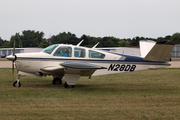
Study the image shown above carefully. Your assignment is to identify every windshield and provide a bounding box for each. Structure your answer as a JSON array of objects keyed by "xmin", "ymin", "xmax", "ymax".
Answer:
[{"xmin": 41, "ymin": 44, "xmax": 59, "ymax": 54}]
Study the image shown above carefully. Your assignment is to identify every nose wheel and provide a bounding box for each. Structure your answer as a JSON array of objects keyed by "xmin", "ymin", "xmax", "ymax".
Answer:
[
  {"xmin": 13, "ymin": 81, "xmax": 21, "ymax": 87},
  {"xmin": 13, "ymin": 75, "xmax": 21, "ymax": 87}
]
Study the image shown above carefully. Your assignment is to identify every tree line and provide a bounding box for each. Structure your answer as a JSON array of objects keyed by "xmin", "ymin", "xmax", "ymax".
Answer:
[{"xmin": 0, "ymin": 30, "xmax": 180, "ymax": 48}]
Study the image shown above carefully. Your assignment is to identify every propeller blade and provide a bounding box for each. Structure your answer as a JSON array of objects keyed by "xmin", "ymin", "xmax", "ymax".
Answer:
[
  {"xmin": 13, "ymin": 39, "xmax": 15, "ymax": 56},
  {"xmin": 12, "ymin": 39, "xmax": 15, "ymax": 76},
  {"xmin": 12, "ymin": 61, "xmax": 14, "ymax": 76}
]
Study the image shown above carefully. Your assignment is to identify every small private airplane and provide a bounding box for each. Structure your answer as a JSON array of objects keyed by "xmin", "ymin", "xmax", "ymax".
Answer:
[{"xmin": 6, "ymin": 40, "xmax": 174, "ymax": 88}]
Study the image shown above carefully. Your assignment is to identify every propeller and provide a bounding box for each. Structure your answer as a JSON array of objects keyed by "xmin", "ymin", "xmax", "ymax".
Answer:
[
  {"xmin": 6, "ymin": 39, "xmax": 16, "ymax": 75},
  {"xmin": 12, "ymin": 39, "xmax": 15, "ymax": 75}
]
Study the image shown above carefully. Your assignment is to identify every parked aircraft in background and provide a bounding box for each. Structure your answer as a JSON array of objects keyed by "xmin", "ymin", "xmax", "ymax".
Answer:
[{"xmin": 6, "ymin": 40, "xmax": 174, "ymax": 88}]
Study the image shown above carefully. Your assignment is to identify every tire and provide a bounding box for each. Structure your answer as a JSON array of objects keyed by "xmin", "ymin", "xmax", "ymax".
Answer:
[
  {"xmin": 13, "ymin": 81, "xmax": 21, "ymax": 87},
  {"xmin": 52, "ymin": 78, "xmax": 62, "ymax": 85},
  {"xmin": 64, "ymin": 82, "xmax": 74, "ymax": 88},
  {"xmin": 64, "ymin": 82, "xmax": 68, "ymax": 88}
]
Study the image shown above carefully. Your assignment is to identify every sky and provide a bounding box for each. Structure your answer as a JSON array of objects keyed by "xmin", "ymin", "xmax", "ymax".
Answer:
[{"xmin": 0, "ymin": 0, "xmax": 180, "ymax": 40}]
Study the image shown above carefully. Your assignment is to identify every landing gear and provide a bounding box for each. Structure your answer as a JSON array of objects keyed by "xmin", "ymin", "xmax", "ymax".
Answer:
[
  {"xmin": 64, "ymin": 82, "xmax": 75, "ymax": 88},
  {"xmin": 13, "ymin": 81, "xmax": 21, "ymax": 87},
  {"xmin": 13, "ymin": 75, "xmax": 21, "ymax": 87},
  {"xmin": 52, "ymin": 77, "xmax": 62, "ymax": 85}
]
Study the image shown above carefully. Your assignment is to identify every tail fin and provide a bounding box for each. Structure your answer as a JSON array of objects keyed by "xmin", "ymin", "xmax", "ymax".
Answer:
[
  {"xmin": 142, "ymin": 40, "xmax": 174, "ymax": 62},
  {"xmin": 140, "ymin": 40, "xmax": 156, "ymax": 57}
]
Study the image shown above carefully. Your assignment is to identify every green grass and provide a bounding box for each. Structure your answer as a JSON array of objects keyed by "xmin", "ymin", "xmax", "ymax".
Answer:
[
  {"xmin": 0, "ymin": 58, "xmax": 8, "ymax": 61},
  {"xmin": 172, "ymin": 58, "xmax": 180, "ymax": 61},
  {"xmin": 0, "ymin": 68, "xmax": 180, "ymax": 120}
]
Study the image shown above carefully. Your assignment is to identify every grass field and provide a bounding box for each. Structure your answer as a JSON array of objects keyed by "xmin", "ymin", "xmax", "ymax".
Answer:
[
  {"xmin": 0, "ymin": 68, "xmax": 180, "ymax": 120},
  {"xmin": 172, "ymin": 58, "xmax": 180, "ymax": 61},
  {"xmin": 0, "ymin": 58, "xmax": 8, "ymax": 61}
]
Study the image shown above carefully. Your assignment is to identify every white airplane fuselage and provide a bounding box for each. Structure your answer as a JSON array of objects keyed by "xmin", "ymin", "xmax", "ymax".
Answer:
[
  {"xmin": 6, "ymin": 40, "xmax": 174, "ymax": 88},
  {"xmin": 14, "ymin": 44, "xmax": 170, "ymax": 77}
]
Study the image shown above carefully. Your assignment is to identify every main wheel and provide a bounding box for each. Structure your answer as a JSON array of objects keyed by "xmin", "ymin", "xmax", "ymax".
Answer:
[
  {"xmin": 13, "ymin": 81, "xmax": 21, "ymax": 87},
  {"xmin": 64, "ymin": 82, "xmax": 74, "ymax": 88},
  {"xmin": 52, "ymin": 78, "xmax": 62, "ymax": 85}
]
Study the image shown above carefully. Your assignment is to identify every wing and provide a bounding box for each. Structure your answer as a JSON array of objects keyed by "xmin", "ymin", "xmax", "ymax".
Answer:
[
  {"xmin": 61, "ymin": 61, "xmax": 107, "ymax": 76},
  {"xmin": 40, "ymin": 66, "xmax": 64, "ymax": 74},
  {"xmin": 40, "ymin": 61, "xmax": 107, "ymax": 76},
  {"xmin": 60, "ymin": 61, "xmax": 107, "ymax": 70},
  {"xmin": 40, "ymin": 61, "xmax": 107, "ymax": 85}
]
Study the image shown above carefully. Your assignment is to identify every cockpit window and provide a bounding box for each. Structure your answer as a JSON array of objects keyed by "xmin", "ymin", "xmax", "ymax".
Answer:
[
  {"xmin": 53, "ymin": 46, "xmax": 72, "ymax": 57},
  {"xmin": 42, "ymin": 44, "xmax": 59, "ymax": 54},
  {"xmin": 74, "ymin": 47, "xmax": 86, "ymax": 58},
  {"xmin": 89, "ymin": 50, "xmax": 105, "ymax": 59}
]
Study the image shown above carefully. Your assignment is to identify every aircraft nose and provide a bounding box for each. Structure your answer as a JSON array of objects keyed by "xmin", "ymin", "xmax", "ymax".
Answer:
[{"xmin": 6, "ymin": 55, "xmax": 16, "ymax": 61}]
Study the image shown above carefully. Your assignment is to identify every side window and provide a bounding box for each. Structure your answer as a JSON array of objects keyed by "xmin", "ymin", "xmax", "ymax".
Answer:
[
  {"xmin": 74, "ymin": 47, "xmax": 86, "ymax": 58},
  {"xmin": 89, "ymin": 50, "xmax": 105, "ymax": 59},
  {"xmin": 53, "ymin": 46, "xmax": 72, "ymax": 57}
]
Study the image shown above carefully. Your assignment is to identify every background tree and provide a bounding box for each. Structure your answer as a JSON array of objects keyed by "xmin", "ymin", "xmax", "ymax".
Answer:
[
  {"xmin": 165, "ymin": 35, "xmax": 171, "ymax": 41},
  {"xmin": 170, "ymin": 33, "xmax": 180, "ymax": 44},
  {"xmin": 9, "ymin": 33, "xmax": 23, "ymax": 48},
  {"xmin": 80, "ymin": 35, "xmax": 102, "ymax": 48},
  {"xmin": 125, "ymin": 40, "xmax": 130, "ymax": 47},
  {"xmin": 156, "ymin": 37, "xmax": 164, "ymax": 42},
  {"xmin": 101, "ymin": 37, "xmax": 120, "ymax": 47},
  {"xmin": 130, "ymin": 36, "xmax": 157, "ymax": 46},
  {"xmin": 20, "ymin": 30, "xmax": 44, "ymax": 47},
  {"xmin": 2, "ymin": 30, "xmax": 180, "ymax": 48},
  {"xmin": 0, "ymin": 37, "xmax": 10, "ymax": 48},
  {"xmin": 38, "ymin": 40, "xmax": 49, "ymax": 48},
  {"xmin": 92, "ymin": 37, "xmax": 103, "ymax": 47},
  {"xmin": 130, "ymin": 36, "xmax": 140, "ymax": 46},
  {"xmin": 118, "ymin": 40, "xmax": 126, "ymax": 47},
  {"xmin": 1, "ymin": 41, "xmax": 10, "ymax": 48},
  {"xmin": 51, "ymin": 32, "xmax": 79, "ymax": 45},
  {"xmin": 0, "ymin": 37, "xmax": 3, "ymax": 47},
  {"xmin": 118, "ymin": 40, "xmax": 131, "ymax": 47},
  {"xmin": 80, "ymin": 34, "xmax": 89, "ymax": 46}
]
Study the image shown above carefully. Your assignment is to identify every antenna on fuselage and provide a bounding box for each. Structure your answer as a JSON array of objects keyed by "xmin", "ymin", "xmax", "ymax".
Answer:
[
  {"xmin": 92, "ymin": 42, "xmax": 99, "ymax": 48},
  {"xmin": 76, "ymin": 39, "xmax": 84, "ymax": 46}
]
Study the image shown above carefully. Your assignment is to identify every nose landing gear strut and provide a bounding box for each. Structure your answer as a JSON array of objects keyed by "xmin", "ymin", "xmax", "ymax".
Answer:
[{"xmin": 13, "ymin": 75, "xmax": 21, "ymax": 87}]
